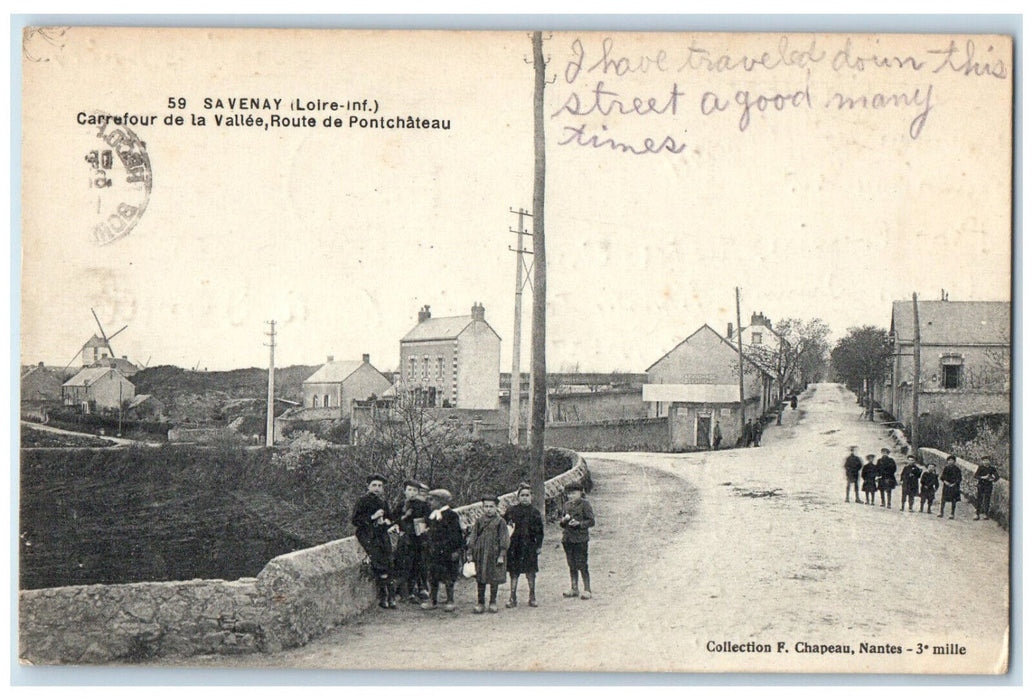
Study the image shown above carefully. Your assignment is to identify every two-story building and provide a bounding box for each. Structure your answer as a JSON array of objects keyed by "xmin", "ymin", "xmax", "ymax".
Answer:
[
  {"xmin": 882, "ymin": 299, "xmax": 1010, "ymax": 426},
  {"xmin": 399, "ymin": 303, "xmax": 501, "ymax": 410},
  {"xmin": 643, "ymin": 324, "xmax": 776, "ymax": 449}
]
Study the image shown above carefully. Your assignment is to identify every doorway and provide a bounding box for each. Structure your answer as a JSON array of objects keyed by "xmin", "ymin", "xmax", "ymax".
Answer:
[{"xmin": 696, "ymin": 413, "xmax": 712, "ymax": 448}]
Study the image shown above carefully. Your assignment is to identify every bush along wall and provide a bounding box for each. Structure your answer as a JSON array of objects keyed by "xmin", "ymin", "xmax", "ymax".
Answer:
[{"xmin": 19, "ymin": 449, "xmax": 590, "ymax": 664}]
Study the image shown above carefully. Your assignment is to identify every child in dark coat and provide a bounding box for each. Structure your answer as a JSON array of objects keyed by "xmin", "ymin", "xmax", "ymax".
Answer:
[
  {"xmin": 876, "ymin": 448, "xmax": 897, "ymax": 508},
  {"xmin": 900, "ymin": 455, "xmax": 922, "ymax": 512},
  {"xmin": 504, "ymin": 483, "xmax": 545, "ymax": 608},
  {"xmin": 351, "ymin": 474, "xmax": 395, "ymax": 609},
  {"xmin": 391, "ymin": 479, "xmax": 432, "ymax": 603},
  {"xmin": 560, "ymin": 483, "xmax": 595, "ymax": 600},
  {"xmin": 919, "ymin": 464, "xmax": 939, "ymax": 514},
  {"xmin": 469, "ymin": 495, "xmax": 510, "ymax": 614},
  {"xmin": 939, "ymin": 455, "xmax": 963, "ymax": 519},
  {"xmin": 861, "ymin": 454, "xmax": 879, "ymax": 505},
  {"xmin": 421, "ymin": 489, "xmax": 464, "ymax": 612}
]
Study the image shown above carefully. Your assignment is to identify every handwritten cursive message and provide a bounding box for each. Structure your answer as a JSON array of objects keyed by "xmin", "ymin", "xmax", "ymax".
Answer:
[{"xmin": 552, "ymin": 35, "xmax": 1009, "ymax": 155}]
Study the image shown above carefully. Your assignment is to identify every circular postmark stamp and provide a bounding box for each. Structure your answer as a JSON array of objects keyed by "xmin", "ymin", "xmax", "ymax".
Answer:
[{"xmin": 82, "ymin": 113, "xmax": 152, "ymax": 245}]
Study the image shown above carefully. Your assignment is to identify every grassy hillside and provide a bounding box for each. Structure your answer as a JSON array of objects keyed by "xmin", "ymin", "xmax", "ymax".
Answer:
[{"xmin": 132, "ymin": 364, "xmax": 319, "ymax": 424}]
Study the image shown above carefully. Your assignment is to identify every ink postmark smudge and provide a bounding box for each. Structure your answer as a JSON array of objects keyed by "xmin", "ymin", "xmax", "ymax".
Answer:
[{"xmin": 84, "ymin": 114, "xmax": 152, "ymax": 245}]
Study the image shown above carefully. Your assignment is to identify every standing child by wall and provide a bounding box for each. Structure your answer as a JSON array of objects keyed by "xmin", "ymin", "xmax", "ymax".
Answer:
[
  {"xmin": 919, "ymin": 463, "xmax": 939, "ymax": 514},
  {"xmin": 900, "ymin": 455, "xmax": 922, "ymax": 513},
  {"xmin": 350, "ymin": 474, "xmax": 395, "ymax": 609},
  {"xmin": 421, "ymin": 489, "xmax": 464, "ymax": 612},
  {"xmin": 939, "ymin": 455, "xmax": 963, "ymax": 520},
  {"xmin": 469, "ymin": 495, "xmax": 510, "ymax": 614},
  {"xmin": 560, "ymin": 483, "xmax": 595, "ymax": 600},
  {"xmin": 876, "ymin": 448, "xmax": 897, "ymax": 509},
  {"xmin": 504, "ymin": 483, "xmax": 545, "ymax": 608}
]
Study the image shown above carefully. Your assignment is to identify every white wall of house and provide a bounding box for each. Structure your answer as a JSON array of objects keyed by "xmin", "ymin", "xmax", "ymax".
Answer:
[{"xmin": 457, "ymin": 322, "xmax": 501, "ymax": 410}]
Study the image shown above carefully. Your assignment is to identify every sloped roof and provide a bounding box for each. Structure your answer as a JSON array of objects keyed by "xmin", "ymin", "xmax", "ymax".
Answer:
[
  {"xmin": 89, "ymin": 357, "xmax": 139, "ymax": 375},
  {"xmin": 126, "ymin": 394, "xmax": 160, "ymax": 410},
  {"xmin": 304, "ymin": 360, "xmax": 363, "ymax": 384},
  {"xmin": 64, "ymin": 367, "xmax": 127, "ymax": 387},
  {"xmin": 83, "ymin": 334, "xmax": 109, "ymax": 349},
  {"xmin": 401, "ymin": 316, "xmax": 501, "ymax": 342},
  {"xmin": 647, "ymin": 324, "xmax": 775, "ymax": 378},
  {"xmin": 890, "ymin": 301, "xmax": 1010, "ymax": 345}
]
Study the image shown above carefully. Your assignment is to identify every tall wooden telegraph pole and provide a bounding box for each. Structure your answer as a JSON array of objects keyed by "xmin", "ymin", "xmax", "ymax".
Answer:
[{"xmin": 530, "ymin": 31, "xmax": 548, "ymax": 515}]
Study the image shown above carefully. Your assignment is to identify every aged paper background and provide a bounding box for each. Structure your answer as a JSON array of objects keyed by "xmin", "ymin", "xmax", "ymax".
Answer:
[{"xmin": 20, "ymin": 28, "xmax": 1012, "ymax": 673}]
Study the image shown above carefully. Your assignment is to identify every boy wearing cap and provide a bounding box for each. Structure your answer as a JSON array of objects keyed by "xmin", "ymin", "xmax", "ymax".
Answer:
[
  {"xmin": 876, "ymin": 448, "xmax": 897, "ymax": 508},
  {"xmin": 421, "ymin": 488, "xmax": 464, "ymax": 612},
  {"xmin": 351, "ymin": 474, "xmax": 395, "ymax": 609},
  {"xmin": 900, "ymin": 455, "xmax": 922, "ymax": 512},
  {"xmin": 469, "ymin": 495, "xmax": 510, "ymax": 614},
  {"xmin": 973, "ymin": 455, "xmax": 1000, "ymax": 521},
  {"xmin": 939, "ymin": 455, "xmax": 962, "ymax": 519},
  {"xmin": 919, "ymin": 462, "xmax": 940, "ymax": 514},
  {"xmin": 861, "ymin": 453, "xmax": 878, "ymax": 505},
  {"xmin": 391, "ymin": 479, "xmax": 432, "ymax": 603},
  {"xmin": 843, "ymin": 446, "xmax": 863, "ymax": 503},
  {"xmin": 560, "ymin": 483, "xmax": 595, "ymax": 600}
]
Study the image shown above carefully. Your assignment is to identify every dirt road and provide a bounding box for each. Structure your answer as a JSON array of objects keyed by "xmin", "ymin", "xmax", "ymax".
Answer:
[{"xmin": 166, "ymin": 383, "xmax": 1009, "ymax": 673}]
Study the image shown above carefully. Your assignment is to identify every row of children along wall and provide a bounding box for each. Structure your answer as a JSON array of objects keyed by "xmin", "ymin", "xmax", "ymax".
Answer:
[
  {"xmin": 842, "ymin": 447, "xmax": 1001, "ymax": 520},
  {"xmin": 351, "ymin": 475, "xmax": 595, "ymax": 612}
]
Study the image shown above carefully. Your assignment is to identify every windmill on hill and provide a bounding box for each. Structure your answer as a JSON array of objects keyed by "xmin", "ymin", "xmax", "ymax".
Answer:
[{"xmin": 65, "ymin": 308, "xmax": 139, "ymax": 376}]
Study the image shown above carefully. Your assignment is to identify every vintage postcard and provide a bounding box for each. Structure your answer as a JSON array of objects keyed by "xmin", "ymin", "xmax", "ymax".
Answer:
[{"xmin": 18, "ymin": 27, "xmax": 1012, "ymax": 674}]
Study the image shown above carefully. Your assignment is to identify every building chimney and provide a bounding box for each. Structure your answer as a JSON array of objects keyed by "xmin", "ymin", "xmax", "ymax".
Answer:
[
  {"xmin": 362, "ymin": 353, "xmax": 370, "ymax": 364},
  {"xmin": 727, "ymin": 322, "xmax": 734, "ymax": 339},
  {"xmin": 751, "ymin": 311, "xmax": 771, "ymax": 329},
  {"xmin": 38, "ymin": 361, "xmax": 44, "ymax": 368},
  {"xmin": 122, "ymin": 355, "xmax": 128, "ymax": 360},
  {"xmin": 471, "ymin": 302, "xmax": 485, "ymax": 321},
  {"xmin": 327, "ymin": 355, "xmax": 334, "ymax": 363},
  {"xmin": 418, "ymin": 305, "xmax": 431, "ymax": 323}
]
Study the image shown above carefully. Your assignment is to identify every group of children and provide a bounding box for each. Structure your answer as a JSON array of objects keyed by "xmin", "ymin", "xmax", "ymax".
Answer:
[
  {"xmin": 843, "ymin": 446, "xmax": 999, "ymax": 520},
  {"xmin": 350, "ymin": 474, "xmax": 595, "ymax": 613}
]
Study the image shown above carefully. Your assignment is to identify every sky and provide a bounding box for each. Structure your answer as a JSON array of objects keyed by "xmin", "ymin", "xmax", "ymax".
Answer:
[{"xmin": 19, "ymin": 29, "xmax": 1012, "ymax": 373}]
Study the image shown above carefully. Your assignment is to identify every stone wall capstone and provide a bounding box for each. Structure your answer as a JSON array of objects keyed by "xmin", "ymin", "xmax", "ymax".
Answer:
[{"xmin": 19, "ymin": 448, "xmax": 591, "ymax": 665}]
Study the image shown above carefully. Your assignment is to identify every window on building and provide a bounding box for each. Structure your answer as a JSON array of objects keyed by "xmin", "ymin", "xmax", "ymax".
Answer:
[
  {"xmin": 423, "ymin": 356, "xmax": 429, "ymax": 380},
  {"xmin": 409, "ymin": 357, "xmax": 417, "ymax": 380},
  {"xmin": 324, "ymin": 394, "xmax": 329, "ymax": 407},
  {"xmin": 942, "ymin": 359, "xmax": 963, "ymax": 389},
  {"xmin": 312, "ymin": 395, "xmax": 318, "ymax": 408},
  {"xmin": 437, "ymin": 356, "xmax": 444, "ymax": 379},
  {"xmin": 752, "ymin": 332, "xmax": 763, "ymax": 345}
]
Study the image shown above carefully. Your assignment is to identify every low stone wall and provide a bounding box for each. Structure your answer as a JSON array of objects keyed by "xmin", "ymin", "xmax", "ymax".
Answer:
[
  {"xmin": 481, "ymin": 418, "xmax": 669, "ymax": 452},
  {"xmin": 19, "ymin": 449, "xmax": 590, "ymax": 664},
  {"xmin": 918, "ymin": 448, "xmax": 1010, "ymax": 530},
  {"xmin": 19, "ymin": 578, "xmax": 265, "ymax": 664}
]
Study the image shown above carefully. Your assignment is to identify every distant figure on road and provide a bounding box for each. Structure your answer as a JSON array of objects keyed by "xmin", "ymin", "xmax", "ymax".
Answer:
[
  {"xmin": 790, "ymin": 393, "xmax": 798, "ymax": 410},
  {"xmin": 559, "ymin": 483, "xmax": 595, "ymax": 600},
  {"xmin": 752, "ymin": 419, "xmax": 763, "ymax": 447},
  {"xmin": 973, "ymin": 455, "xmax": 1000, "ymax": 521},
  {"xmin": 712, "ymin": 421, "xmax": 722, "ymax": 450},
  {"xmin": 504, "ymin": 483, "xmax": 545, "ymax": 608},
  {"xmin": 351, "ymin": 473, "xmax": 396, "ymax": 609},
  {"xmin": 939, "ymin": 455, "xmax": 963, "ymax": 519},
  {"xmin": 900, "ymin": 455, "xmax": 922, "ymax": 512},
  {"xmin": 876, "ymin": 448, "xmax": 897, "ymax": 508},
  {"xmin": 843, "ymin": 446, "xmax": 863, "ymax": 503},
  {"xmin": 469, "ymin": 495, "xmax": 510, "ymax": 614},
  {"xmin": 919, "ymin": 463, "xmax": 940, "ymax": 514},
  {"xmin": 861, "ymin": 453, "xmax": 879, "ymax": 505},
  {"xmin": 421, "ymin": 488, "xmax": 464, "ymax": 612},
  {"xmin": 741, "ymin": 419, "xmax": 754, "ymax": 448}
]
